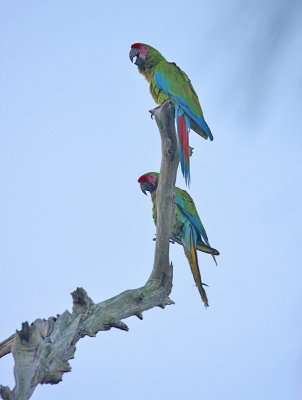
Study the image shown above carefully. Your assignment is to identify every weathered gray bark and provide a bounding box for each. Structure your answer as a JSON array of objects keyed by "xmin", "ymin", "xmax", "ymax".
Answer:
[{"xmin": 0, "ymin": 101, "xmax": 179, "ymax": 400}]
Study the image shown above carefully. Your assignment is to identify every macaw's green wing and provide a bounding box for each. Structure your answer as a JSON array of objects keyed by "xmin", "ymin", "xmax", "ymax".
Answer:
[
  {"xmin": 153, "ymin": 61, "xmax": 202, "ymax": 116},
  {"xmin": 175, "ymin": 188, "xmax": 218, "ymax": 265},
  {"xmin": 152, "ymin": 61, "xmax": 213, "ymax": 140},
  {"xmin": 175, "ymin": 188, "xmax": 210, "ymax": 245}
]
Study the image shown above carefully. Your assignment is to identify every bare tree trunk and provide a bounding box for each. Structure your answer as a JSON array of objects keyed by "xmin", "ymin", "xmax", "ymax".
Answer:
[{"xmin": 0, "ymin": 101, "xmax": 179, "ymax": 400}]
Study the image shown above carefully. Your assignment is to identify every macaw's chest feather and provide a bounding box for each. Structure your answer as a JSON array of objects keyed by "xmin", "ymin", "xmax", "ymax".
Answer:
[
  {"xmin": 138, "ymin": 67, "xmax": 169, "ymax": 105},
  {"xmin": 151, "ymin": 191, "xmax": 183, "ymax": 240},
  {"xmin": 150, "ymin": 79, "xmax": 169, "ymax": 104}
]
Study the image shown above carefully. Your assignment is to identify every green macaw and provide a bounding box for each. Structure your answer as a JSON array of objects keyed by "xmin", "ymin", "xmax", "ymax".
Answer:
[
  {"xmin": 130, "ymin": 43, "xmax": 213, "ymax": 186},
  {"xmin": 138, "ymin": 172, "xmax": 219, "ymax": 307}
]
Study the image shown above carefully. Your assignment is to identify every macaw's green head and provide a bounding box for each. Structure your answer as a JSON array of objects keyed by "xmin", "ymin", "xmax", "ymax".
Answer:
[
  {"xmin": 138, "ymin": 172, "xmax": 160, "ymax": 195},
  {"xmin": 129, "ymin": 43, "xmax": 165, "ymax": 69}
]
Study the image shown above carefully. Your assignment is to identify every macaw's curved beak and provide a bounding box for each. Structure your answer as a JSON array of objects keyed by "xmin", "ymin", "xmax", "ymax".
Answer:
[
  {"xmin": 140, "ymin": 181, "xmax": 155, "ymax": 195},
  {"xmin": 129, "ymin": 47, "xmax": 140, "ymax": 64},
  {"xmin": 140, "ymin": 182, "xmax": 148, "ymax": 195}
]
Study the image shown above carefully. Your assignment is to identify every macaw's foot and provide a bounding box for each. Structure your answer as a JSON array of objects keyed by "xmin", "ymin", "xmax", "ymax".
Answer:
[
  {"xmin": 152, "ymin": 235, "xmax": 177, "ymax": 245},
  {"xmin": 149, "ymin": 105, "xmax": 162, "ymax": 120},
  {"xmin": 149, "ymin": 100, "xmax": 173, "ymax": 119},
  {"xmin": 189, "ymin": 146, "xmax": 194, "ymax": 157}
]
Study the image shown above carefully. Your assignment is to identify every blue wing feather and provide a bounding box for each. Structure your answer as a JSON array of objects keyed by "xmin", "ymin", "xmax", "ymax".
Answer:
[
  {"xmin": 154, "ymin": 71, "xmax": 213, "ymax": 140},
  {"xmin": 175, "ymin": 192, "xmax": 210, "ymax": 246}
]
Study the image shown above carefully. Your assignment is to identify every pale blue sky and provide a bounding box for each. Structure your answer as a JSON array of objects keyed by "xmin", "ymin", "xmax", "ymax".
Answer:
[{"xmin": 1, "ymin": 1, "xmax": 302, "ymax": 399}]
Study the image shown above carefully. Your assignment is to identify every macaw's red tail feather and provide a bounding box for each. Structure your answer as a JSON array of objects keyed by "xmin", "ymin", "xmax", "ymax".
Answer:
[{"xmin": 177, "ymin": 114, "xmax": 190, "ymax": 186}]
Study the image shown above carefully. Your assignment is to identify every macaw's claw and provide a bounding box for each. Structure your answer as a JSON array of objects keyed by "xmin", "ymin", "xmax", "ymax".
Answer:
[
  {"xmin": 152, "ymin": 236, "xmax": 176, "ymax": 245},
  {"xmin": 149, "ymin": 100, "xmax": 173, "ymax": 119},
  {"xmin": 189, "ymin": 146, "xmax": 194, "ymax": 157},
  {"xmin": 149, "ymin": 105, "xmax": 161, "ymax": 119}
]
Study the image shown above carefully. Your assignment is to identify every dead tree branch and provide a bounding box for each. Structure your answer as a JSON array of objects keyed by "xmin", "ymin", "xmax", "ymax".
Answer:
[{"xmin": 0, "ymin": 100, "xmax": 179, "ymax": 400}]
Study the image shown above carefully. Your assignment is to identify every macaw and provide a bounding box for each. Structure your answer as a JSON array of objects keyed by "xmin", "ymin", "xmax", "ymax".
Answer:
[
  {"xmin": 138, "ymin": 172, "xmax": 219, "ymax": 307},
  {"xmin": 130, "ymin": 43, "xmax": 213, "ymax": 186}
]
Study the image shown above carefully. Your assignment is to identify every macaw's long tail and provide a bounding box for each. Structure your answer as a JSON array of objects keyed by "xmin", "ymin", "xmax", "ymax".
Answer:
[
  {"xmin": 176, "ymin": 107, "xmax": 191, "ymax": 186},
  {"xmin": 183, "ymin": 228, "xmax": 209, "ymax": 307}
]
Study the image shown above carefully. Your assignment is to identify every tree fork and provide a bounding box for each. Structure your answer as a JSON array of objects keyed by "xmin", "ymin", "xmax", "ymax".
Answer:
[{"xmin": 0, "ymin": 101, "xmax": 179, "ymax": 400}]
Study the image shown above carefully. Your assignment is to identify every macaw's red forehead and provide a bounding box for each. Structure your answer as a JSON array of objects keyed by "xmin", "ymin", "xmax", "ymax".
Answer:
[
  {"xmin": 138, "ymin": 174, "xmax": 148, "ymax": 183},
  {"xmin": 138, "ymin": 172, "xmax": 159, "ymax": 183},
  {"xmin": 131, "ymin": 43, "xmax": 142, "ymax": 49}
]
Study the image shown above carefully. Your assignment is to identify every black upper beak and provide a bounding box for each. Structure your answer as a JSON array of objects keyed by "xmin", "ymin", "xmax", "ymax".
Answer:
[
  {"xmin": 129, "ymin": 47, "xmax": 140, "ymax": 64},
  {"xmin": 140, "ymin": 181, "xmax": 155, "ymax": 195},
  {"xmin": 140, "ymin": 182, "xmax": 147, "ymax": 195}
]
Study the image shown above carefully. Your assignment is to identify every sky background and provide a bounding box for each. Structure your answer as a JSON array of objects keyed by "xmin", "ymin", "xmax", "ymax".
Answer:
[{"xmin": 1, "ymin": 1, "xmax": 302, "ymax": 399}]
